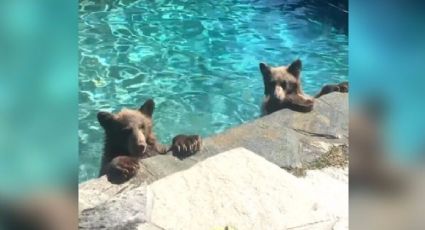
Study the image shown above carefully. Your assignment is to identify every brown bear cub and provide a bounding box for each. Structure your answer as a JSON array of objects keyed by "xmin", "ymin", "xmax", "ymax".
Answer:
[
  {"xmin": 259, "ymin": 59, "xmax": 348, "ymax": 115},
  {"xmin": 314, "ymin": 81, "xmax": 348, "ymax": 98},
  {"xmin": 97, "ymin": 99, "xmax": 202, "ymax": 184},
  {"xmin": 259, "ymin": 59, "xmax": 314, "ymax": 114}
]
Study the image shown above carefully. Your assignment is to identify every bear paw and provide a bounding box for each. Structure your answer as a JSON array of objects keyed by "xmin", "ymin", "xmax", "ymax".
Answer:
[
  {"xmin": 106, "ymin": 156, "xmax": 140, "ymax": 184},
  {"xmin": 170, "ymin": 134, "xmax": 202, "ymax": 159}
]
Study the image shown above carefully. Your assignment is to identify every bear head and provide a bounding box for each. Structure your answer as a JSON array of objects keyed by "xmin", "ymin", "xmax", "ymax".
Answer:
[
  {"xmin": 97, "ymin": 99, "xmax": 156, "ymax": 157},
  {"xmin": 259, "ymin": 59, "xmax": 314, "ymax": 113}
]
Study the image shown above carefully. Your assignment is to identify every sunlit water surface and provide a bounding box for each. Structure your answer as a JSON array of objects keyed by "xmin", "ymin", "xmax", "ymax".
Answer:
[{"xmin": 79, "ymin": 0, "xmax": 348, "ymax": 182}]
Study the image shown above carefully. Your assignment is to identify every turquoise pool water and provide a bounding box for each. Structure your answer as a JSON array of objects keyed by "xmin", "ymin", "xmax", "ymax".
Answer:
[{"xmin": 79, "ymin": 0, "xmax": 348, "ymax": 182}]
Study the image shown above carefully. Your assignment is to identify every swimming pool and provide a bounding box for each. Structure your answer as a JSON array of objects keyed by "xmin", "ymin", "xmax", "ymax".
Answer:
[{"xmin": 78, "ymin": 0, "xmax": 348, "ymax": 182}]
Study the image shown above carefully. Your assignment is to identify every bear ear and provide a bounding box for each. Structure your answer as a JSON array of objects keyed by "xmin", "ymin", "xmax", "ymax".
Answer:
[
  {"xmin": 139, "ymin": 99, "xmax": 155, "ymax": 117},
  {"xmin": 259, "ymin": 63, "xmax": 273, "ymax": 95},
  {"xmin": 287, "ymin": 59, "xmax": 302, "ymax": 78},
  {"xmin": 259, "ymin": 62, "xmax": 271, "ymax": 79},
  {"xmin": 97, "ymin": 112, "xmax": 115, "ymax": 128}
]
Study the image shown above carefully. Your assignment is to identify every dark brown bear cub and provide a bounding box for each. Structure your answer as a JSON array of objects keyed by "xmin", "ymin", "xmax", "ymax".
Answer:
[{"xmin": 97, "ymin": 99, "xmax": 202, "ymax": 184}]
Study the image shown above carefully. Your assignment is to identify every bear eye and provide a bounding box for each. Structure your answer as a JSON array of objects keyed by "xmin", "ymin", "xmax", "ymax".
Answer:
[
  {"xmin": 280, "ymin": 81, "xmax": 287, "ymax": 89},
  {"xmin": 139, "ymin": 124, "xmax": 145, "ymax": 130},
  {"xmin": 121, "ymin": 127, "xmax": 132, "ymax": 133}
]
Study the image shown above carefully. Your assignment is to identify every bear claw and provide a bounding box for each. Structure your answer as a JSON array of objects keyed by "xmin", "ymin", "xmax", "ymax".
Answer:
[
  {"xmin": 170, "ymin": 134, "xmax": 202, "ymax": 159},
  {"xmin": 106, "ymin": 156, "xmax": 139, "ymax": 184}
]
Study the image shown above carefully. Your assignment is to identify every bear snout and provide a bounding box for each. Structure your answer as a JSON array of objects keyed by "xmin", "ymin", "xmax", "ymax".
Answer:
[{"xmin": 128, "ymin": 132, "xmax": 148, "ymax": 156}]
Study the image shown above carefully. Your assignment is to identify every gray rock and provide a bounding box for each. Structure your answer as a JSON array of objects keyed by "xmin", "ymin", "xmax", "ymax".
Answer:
[
  {"xmin": 136, "ymin": 223, "xmax": 165, "ymax": 230},
  {"xmin": 188, "ymin": 92, "xmax": 348, "ymax": 169},
  {"xmin": 78, "ymin": 155, "xmax": 191, "ymax": 212},
  {"xmin": 146, "ymin": 148, "xmax": 347, "ymax": 230},
  {"xmin": 79, "ymin": 176, "xmax": 137, "ymax": 212},
  {"xmin": 79, "ymin": 183, "xmax": 148, "ymax": 229},
  {"xmin": 78, "ymin": 170, "xmax": 157, "ymax": 212},
  {"xmin": 79, "ymin": 148, "xmax": 348, "ymax": 229}
]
